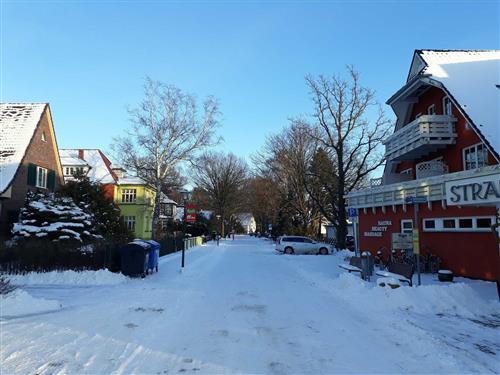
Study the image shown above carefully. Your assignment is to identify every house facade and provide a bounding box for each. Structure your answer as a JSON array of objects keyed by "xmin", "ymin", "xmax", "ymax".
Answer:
[
  {"xmin": 346, "ymin": 50, "xmax": 500, "ymax": 281},
  {"xmin": 114, "ymin": 177, "xmax": 155, "ymax": 240},
  {"xmin": 60, "ymin": 149, "xmax": 155, "ymax": 239},
  {"xmin": 0, "ymin": 103, "xmax": 64, "ymax": 237}
]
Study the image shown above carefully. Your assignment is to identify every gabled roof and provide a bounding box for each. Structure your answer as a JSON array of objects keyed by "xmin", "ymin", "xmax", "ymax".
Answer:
[
  {"xmin": 401, "ymin": 50, "xmax": 500, "ymax": 158},
  {"xmin": 160, "ymin": 192, "xmax": 177, "ymax": 205},
  {"xmin": 59, "ymin": 149, "xmax": 117, "ymax": 184},
  {"xmin": 0, "ymin": 103, "xmax": 47, "ymax": 194}
]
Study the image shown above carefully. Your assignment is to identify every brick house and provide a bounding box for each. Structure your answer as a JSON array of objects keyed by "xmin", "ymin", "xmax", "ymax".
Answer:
[
  {"xmin": 0, "ymin": 103, "xmax": 64, "ymax": 238},
  {"xmin": 346, "ymin": 50, "xmax": 500, "ymax": 281}
]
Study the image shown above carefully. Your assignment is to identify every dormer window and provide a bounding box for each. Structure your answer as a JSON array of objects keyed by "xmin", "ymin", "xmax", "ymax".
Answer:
[
  {"xmin": 41, "ymin": 131, "xmax": 47, "ymax": 142},
  {"xmin": 427, "ymin": 104, "xmax": 436, "ymax": 115},
  {"xmin": 442, "ymin": 96, "xmax": 452, "ymax": 115}
]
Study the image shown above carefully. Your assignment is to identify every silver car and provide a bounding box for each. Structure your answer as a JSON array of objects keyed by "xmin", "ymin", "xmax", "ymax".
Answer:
[{"xmin": 276, "ymin": 236, "xmax": 331, "ymax": 255}]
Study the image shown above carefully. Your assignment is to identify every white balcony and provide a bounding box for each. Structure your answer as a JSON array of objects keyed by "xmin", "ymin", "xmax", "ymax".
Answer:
[
  {"xmin": 346, "ymin": 165, "xmax": 500, "ymax": 209},
  {"xmin": 384, "ymin": 115, "xmax": 457, "ymax": 161},
  {"xmin": 416, "ymin": 160, "xmax": 449, "ymax": 179}
]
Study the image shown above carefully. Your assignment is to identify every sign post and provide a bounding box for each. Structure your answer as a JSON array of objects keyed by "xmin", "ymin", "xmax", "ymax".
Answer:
[
  {"xmin": 405, "ymin": 196, "xmax": 427, "ymax": 286},
  {"xmin": 348, "ymin": 208, "xmax": 359, "ymax": 256}
]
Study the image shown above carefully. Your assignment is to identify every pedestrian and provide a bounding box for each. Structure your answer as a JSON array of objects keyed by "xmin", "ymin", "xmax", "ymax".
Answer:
[{"xmin": 216, "ymin": 234, "xmax": 220, "ymax": 246}]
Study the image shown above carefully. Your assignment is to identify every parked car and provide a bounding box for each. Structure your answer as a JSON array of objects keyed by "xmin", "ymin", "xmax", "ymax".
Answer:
[{"xmin": 276, "ymin": 236, "xmax": 332, "ymax": 255}]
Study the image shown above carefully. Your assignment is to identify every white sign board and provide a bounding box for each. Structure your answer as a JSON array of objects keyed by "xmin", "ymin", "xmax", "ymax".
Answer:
[
  {"xmin": 391, "ymin": 233, "xmax": 412, "ymax": 249},
  {"xmin": 445, "ymin": 173, "xmax": 500, "ymax": 206}
]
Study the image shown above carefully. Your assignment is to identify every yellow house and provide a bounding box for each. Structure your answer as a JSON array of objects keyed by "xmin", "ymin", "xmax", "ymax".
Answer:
[{"xmin": 114, "ymin": 176, "xmax": 155, "ymax": 239}]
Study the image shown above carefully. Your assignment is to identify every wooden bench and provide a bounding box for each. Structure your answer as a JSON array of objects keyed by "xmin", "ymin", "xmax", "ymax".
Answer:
[
  {"xmin": 339, "ymin": 257, "xmax": 362, "ymax": 273},
  {"xmin": 376, "ymin": 262, "xmax": 414, "ymax": 286}
]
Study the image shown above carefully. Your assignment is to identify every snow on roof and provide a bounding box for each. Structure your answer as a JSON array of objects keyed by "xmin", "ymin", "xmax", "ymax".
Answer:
[
  {"xmin": 160, "ymin": 192, "xmax": 177, "ymax": 205},
  {"xmin": 59, "ymin": 150, "xmax": 88, "ymax": 166},
  {"xmin": 0, "ymin": 103, "xmax": 47, "ymax": 193},
  {"xmin": 417, "ymin": 50, "xmax": 500, "ymax": 155},
  {"xmin": 117, "ymin": 176, "xmax": 148, "ymax": 185},
  {"xmin": 60, "ymin": 149, "xmax": 116, "ymax": 184}
]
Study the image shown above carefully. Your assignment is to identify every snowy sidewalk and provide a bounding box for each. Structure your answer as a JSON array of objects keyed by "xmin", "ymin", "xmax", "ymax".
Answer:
[{"xmin": 1, "ymin": 236, "xmax": 499, "ymax": 374}]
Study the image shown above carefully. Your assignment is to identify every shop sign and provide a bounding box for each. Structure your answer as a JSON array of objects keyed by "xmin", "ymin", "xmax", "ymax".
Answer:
[
  {"xmin": 392, "ymin": 233, "xmax": 412, "ymax": 249},
  {"xmin": 363, "ymin": 220, "xmax": 392, "ymax": 237},
  {"xmin": 186, "ymin": 205, "xmax": 197, "ymax": 223},
  {"xmin": 445, "ymin": 174, "xmax": 500, "ymax": 206}
]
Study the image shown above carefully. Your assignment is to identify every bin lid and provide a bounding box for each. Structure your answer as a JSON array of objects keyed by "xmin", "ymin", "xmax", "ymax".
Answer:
[
  {"xmin": 130, "ymin": 240, "xmax": 151, "ymax": 249},
  {"xmin": 141, "ymin": 239, "xmax": 160, "ymax": 250}
]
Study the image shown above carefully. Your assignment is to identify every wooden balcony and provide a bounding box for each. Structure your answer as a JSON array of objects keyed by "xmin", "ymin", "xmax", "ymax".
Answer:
[
  {"xmin": 384, "ymin": 115, "xmax": 457, "ymax": 161},
  {"xmin": 347, "ymin": 165, "xmax": 500, "ymax": 209}
]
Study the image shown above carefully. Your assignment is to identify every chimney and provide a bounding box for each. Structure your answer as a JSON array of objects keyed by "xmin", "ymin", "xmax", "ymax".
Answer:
[
  {"xmin": 112, "ymin": 167, "xmax": 125, "ymax": 179},
  {"xmin": 78, "ymin": 149, "xmax": 84, "ymax": 160}
]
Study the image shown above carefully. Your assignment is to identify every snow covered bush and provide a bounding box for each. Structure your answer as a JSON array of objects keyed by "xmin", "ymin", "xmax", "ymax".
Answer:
[
  {"xmin": 11, "ymin": 191, "xmax": 99, "ymax": 244},
  {"xmin": 58, "ymin": 173, "xmax": 131, "ymax": 242}
]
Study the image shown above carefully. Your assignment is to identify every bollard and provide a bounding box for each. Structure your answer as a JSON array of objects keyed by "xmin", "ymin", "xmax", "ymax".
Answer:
[{"xmin": 361, "ymin": 251, "xmax": 372, "ymax": 281}]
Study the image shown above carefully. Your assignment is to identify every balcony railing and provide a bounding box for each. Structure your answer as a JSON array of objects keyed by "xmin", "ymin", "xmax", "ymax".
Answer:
[
  {"xmin": 346, "ymin": 165, "xmax": 499, "ymax": 209},
  {"xmin": 416, "ymin": 160, "xmax": 449, "ymax": 179},
  {"xmin": 384, "ymin": 115, "xmax": 457, "ymax": 161}
]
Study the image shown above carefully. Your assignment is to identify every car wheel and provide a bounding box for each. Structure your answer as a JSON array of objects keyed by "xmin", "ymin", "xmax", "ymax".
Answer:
[
  {"xmin": 318, "ymin": 247, "xmax": 328, "ymax": 255},
  {"xmin": 284, "ymin": 247, "xmax": 294, "ymax": 255}
]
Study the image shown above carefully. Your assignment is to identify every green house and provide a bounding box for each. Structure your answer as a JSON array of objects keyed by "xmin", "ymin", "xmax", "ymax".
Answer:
[{"xmin": 114, "ymin": 177, "xmax": 155, "ymax": 240}]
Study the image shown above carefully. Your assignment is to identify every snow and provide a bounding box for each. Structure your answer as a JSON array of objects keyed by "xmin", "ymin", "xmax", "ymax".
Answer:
[
  {"xmin": 117, "ymin": 176, "xmax": 147, "ymax": 185},
  {"xmin": 59, "ymin": 149, "xmax": 117, "ymax": 184},
  {"xmin": 419, "ymin": 50, "xmax": 500, "ymax": 154},
  {"xmin": 1, "ymin": 236, "xmax": 498, "ymax": 374},
  {"xmin": 1, "ymin": 289, "xmax": 62, "ymax": 317},
  {"xmin": 0, "ymin": 103, "xmax": 46, "ymax": 193},
  {"xmin": 6, "ymin": 269, "xmax": 129, "ymax": 286}
]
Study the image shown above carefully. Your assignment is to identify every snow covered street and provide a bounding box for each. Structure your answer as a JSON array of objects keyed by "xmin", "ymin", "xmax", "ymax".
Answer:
[{"xmin": 1, "ymin": 236, "xmax": 499, "ymax": 374}]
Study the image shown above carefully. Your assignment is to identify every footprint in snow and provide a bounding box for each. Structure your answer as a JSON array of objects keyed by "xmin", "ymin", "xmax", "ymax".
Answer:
[{"xmin": 124, "ymin": 323, "xmax": 139, "ymax": 328}]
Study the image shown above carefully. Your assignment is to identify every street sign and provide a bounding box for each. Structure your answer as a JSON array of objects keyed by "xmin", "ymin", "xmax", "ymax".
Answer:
[
  {"xmin": 405, "ymin": 196, "xmax": 427, "ymax": 204},
  {"xmin": 348, "ymin": 208, "xmax": 358, "ymax": 218},
  {"xmin": 412, "ymin": 229, "xmax": 420, "ymax": 255}
]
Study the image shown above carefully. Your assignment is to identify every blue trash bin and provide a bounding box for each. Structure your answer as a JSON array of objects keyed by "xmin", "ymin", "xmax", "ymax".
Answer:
[
  {"xmin": 143, "ymin": 240, "xmax": 160, "ymax": 273},
  {"xmin": 120, "ymin": 242, "xmax": 150, "ymax": 277}
]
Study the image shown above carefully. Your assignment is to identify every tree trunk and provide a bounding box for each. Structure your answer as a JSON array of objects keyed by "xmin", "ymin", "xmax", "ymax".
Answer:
[
  {"xmin": 336, "ymin": 147, "xmax": 347, "ymax": 249},
  {"xmin": 152, "ymin": 180, "xmax": 162, "ymax": 240}
]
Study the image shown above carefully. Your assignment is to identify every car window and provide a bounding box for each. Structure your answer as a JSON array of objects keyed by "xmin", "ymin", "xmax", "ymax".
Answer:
[
  {"xmin": 289, "ymin": 237, "xmax": 302, "ymax": 242},
  {"xmin": 303, "ymin": 238, "xmax": 313, "ymax": 243},
  {"xmin": 282, "ymin": 237, "xmax": 292, "ymax": 242}
]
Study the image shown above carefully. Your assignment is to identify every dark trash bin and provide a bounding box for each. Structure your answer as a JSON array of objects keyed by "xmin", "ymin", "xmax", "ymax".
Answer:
[
  {"xmin": 143, "ymin": 240, "xmax": 160, "ymax": 273},
  {"xmin": 120, "ymin": 242, "xmax": 150, "ymax": 277}
]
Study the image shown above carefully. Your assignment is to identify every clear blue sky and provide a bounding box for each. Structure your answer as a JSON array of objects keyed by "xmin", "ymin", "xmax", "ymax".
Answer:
[{"xmin": 2, "ymin": 1, "xmax": 499, "ymax": 164}]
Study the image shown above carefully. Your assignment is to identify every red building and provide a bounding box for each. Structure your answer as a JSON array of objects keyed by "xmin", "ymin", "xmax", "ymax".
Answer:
[{"xmin": 346, "ymin": 50, "xmax": 500, "ymax": 281}]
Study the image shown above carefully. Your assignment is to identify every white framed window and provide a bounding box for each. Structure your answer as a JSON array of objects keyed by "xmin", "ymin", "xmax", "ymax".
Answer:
[
  {"xmin": 36, "ymin": 166, "xmax": 47, "ymax": 188},
  {"xmin": 41, "ymin": 131, "xmax": 47, "ymax": 142},
  {"xmin": 401, "ymin": 219, "xmax": 413, "ymax": 234},
  {"xmin": 463, "ymin": 143, "xmax": 488, "ymax": 170},
  {"xmin": 427, "ymin": 104, "xmax": 436, "ymax": 115},
  {"xmin": 123, "ymin": 216, "xmax": 136, "ymax": 231},
  {"xmin": 442, "ymin": 96, "xmax": 452, "ymax": 115},
  {"xmin": 121, "ymin": 189, "xmax": 137, "ymax": 203},
  {"xmin": 400, "ymin": 168, "xmax": 413, "ymax": 175},
  {"xmin": 423, "ymin": 216, "xmax": 494, "ymax": 232}
]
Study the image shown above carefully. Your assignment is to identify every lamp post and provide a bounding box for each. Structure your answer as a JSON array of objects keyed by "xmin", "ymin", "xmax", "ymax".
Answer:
[
  {"xmin": 180, "ymin": 189, "xmax": 190, "ymax": 268},
  {"xmin": 216, "ymin": 214, "xmax": 221, "ymax": 245}
]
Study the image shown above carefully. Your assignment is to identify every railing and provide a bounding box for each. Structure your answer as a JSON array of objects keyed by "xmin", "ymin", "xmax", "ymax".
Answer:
[
  {"xmin": 416, "ymin": 160, "xmax": 449, "ymax": 179},
  {"xmin": 384, "ymin": 115, "xmax": 457, "ymax": 161},
  {"xmin": 183, "ymin": 236, "xmax": 204, "ymax": 251},
  {"xmin": 346, "ymin": 165, "xmax": 500, "ymax": 208}
]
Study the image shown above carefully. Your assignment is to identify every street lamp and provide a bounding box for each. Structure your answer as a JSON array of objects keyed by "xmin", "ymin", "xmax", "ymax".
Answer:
[
  {"xmin": 180, "ymin": 189, "xmax": 190, "ymax": 268},
  {"xmin": 216, "ymin": 214, "xmax": 221, "ymax": 244}
]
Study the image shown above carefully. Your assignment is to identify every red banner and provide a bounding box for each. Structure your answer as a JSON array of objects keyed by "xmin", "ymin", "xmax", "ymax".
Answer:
[{"xmin": 186, "ymin": 204, "xmax": 197, "ymax": 223}]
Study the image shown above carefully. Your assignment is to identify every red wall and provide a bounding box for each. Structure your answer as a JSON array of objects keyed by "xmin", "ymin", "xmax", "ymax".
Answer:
[
  {"xmin": 102, "ymin": 184, "xmax": 115, "ymax": 200},
  {"xmin": 395, "ymin": 86, "xmax": 497, "ymax": 174},
  {"xmin": 358, "ymin": 204, "xmax": 499, "ymax": 281}
]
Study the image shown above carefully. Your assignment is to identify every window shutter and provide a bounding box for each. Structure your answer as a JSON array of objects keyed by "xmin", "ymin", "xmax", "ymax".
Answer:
[
  {"xmin": 47, "ymin": 170, "xmax": 56, "ymax": 191},
  {"xmin": 27, "ymin": 163, "xmax": 37, "ymax": 186}
]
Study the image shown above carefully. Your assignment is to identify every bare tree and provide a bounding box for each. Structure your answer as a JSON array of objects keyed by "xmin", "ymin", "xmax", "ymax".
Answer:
[
  {"xmin": 192, "ymin": 151, "xmax": 248, "ymax": 237},
  {"xmin": 112, "ymin": 78, "xmax": 220, "ymax": 239},
  {"xmin": 305, "ymin": 67, "xmax": 391, "ymax": 248},
  {"xmin": 253, "ymin": 122, "xmax": 319, "ymax": 235}
]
